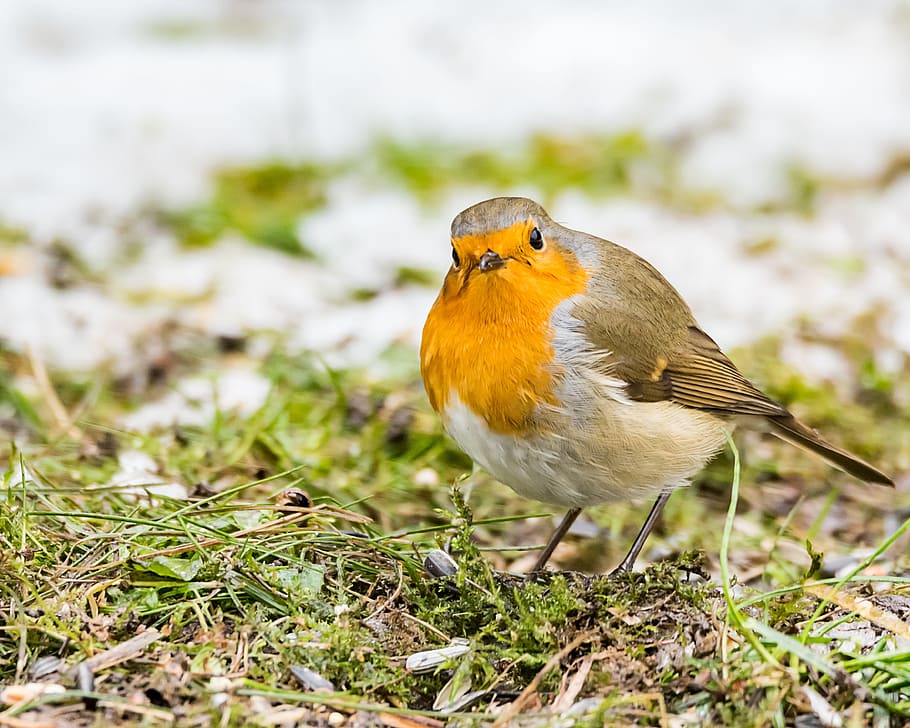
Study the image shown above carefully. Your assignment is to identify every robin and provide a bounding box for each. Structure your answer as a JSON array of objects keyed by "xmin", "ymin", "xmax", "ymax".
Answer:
[{"xmin": 420, "ymin": 197, "xmax": 894, "ymax": 574}]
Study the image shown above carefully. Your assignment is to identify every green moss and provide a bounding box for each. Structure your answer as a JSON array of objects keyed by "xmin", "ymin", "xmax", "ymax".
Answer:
[
  {"xmin": 751, "ymin": 164, "xmax": 823, "ymax": 216},
  {"xmin": 143, "ymin": 20, "xmax": 208, "ymax": 40},
  {"xmin": 160, "ymin": 161, "xmax": 334, "ymax": 256},
  {"xmin": 741, "ymin": 236, "xmax": 779, "ymax": 257},
  {"xmin": 373, "ymin": 131, "xmax": 676, "ymax": 204},
  {"xmin": 0, "ymin": 221, "xmax": 28, "ymax": 245},
  {"xmin": 393, "ymin": 265, "xmax": 438, "ymax": 288},
  {"xmin": 786, "ymin": 164, "xmax": 821, "ymax": 215},
  {"xmin": 825, "ymin": 254, "xmax": 867, "ymax": 278},
  {"xmin": 348, "ymin": 287, "xmax": 380, "ymax": 302}
]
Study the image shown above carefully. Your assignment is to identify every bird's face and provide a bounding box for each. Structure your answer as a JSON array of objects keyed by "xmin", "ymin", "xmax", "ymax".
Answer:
[
  {"xmin": 420, "ymin": 198, "xmax": 590, "ymax": 431},
  {"xmin": 441, "ymin": 205, "xmax": 584, "ymax": 303}
]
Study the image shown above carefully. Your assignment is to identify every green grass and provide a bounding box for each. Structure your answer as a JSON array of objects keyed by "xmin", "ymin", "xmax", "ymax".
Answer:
[
  {"xmin": 1, "ymin": 328, "xmax": 909, "ymax": 726},
  {"xmin": 156, "ymin": 161, "xmax": 335, "ymax": 256},
  {"xmin": 147, "ymin": 130, "xmax": 721, "ymax": 252},
  {"xmin": 140, "ymin": 131, "xmax": 910, "ymax": 269},
  {"xmin": 140, "ymin": 130, "xmax": 910, "ymax": 266},
  {"xmin": 4, "ymin": 131, "xmax": 910, "ymax": 724},
  {"xmin": 371, "ymin": 131, "xmax": 675, "ymax": 205},
  {"xmin": 0, "ymin": 220, "xmax": 28, "ymax": 246}
]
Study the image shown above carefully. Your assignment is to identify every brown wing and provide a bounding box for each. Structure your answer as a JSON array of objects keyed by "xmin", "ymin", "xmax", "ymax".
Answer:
[
  {"xmin": 623, "ymin": 326, "xmax": 787, "ymax": 417},
  {"xmin": 557, "ymin": 229, "xmax": 893, "ymax": 485},
  {"xmin": 568, "ymin": 236, "xmax": 786, "ymax": 418}
]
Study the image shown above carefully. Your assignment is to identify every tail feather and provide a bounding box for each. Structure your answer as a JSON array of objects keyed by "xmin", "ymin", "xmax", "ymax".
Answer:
[{"xmin": 769, "ymin": 416, "xmax": 894, "ymax": 486}]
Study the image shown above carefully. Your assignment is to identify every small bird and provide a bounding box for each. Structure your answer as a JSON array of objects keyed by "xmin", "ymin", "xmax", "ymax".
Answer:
[{"xmin": 420, "ymin": 197, "xmax": 893, "ymax": 574}]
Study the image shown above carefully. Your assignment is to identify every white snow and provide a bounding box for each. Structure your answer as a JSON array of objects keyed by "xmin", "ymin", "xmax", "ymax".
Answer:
[
  {"xmin": 95, "ymin": 449, "xmax": 187, "ymax": 501},
  {"xmin": 121, "ymin": 368, "xmax": 271, "ymax": 432},
  {"xmin": 1, "ymin": 0, "xmax": 908, "ymax": 385}
]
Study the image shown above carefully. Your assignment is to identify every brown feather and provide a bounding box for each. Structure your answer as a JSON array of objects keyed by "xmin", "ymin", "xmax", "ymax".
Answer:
[
  {"xmin": 768, "ymin": 415, "xmax": 893, "ymax": 485},
  {"xmin": 616, "ymin": 325, "xmax": 786, "ymax": 417},
  {"xmin": 573, "ymin": 249, "xmax": 892, "ymax": 485}
]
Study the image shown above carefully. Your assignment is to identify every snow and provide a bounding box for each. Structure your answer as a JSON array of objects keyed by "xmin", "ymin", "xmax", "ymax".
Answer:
[
  {"xmin": 1, "ymin": 0, "xmax": 908, "ymax": 381},
  {"xmin": 121, "ymin": 368, "xmax": 271, "ymax": 432},
  {"xmin": 94, "ymin": 449, "xmax": 188, "ymax": 501}
]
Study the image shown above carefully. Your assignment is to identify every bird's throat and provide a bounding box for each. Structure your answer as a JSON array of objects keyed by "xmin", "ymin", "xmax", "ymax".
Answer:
[{"xmin": 420, "ymin": 260, "xmax": 588, "ymax": 435}]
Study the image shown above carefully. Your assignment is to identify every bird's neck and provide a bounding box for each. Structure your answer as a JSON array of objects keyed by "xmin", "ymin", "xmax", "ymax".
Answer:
[{"xmin": 420, "ymin": 267, "xmax": 587, "ymax": 435}]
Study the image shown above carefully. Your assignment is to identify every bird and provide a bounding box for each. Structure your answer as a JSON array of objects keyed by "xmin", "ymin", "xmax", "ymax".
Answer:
[{"xmin": 419, "ymin": 196, "xmax": 894, "ymax": 574}]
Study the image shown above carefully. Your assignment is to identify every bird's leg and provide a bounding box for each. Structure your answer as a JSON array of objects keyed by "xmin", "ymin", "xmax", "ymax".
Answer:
[
  {"xmin": 530, "ymin": 507, "xmax": 582, "ymax": 573},
  {"xmin": 610, "ymin": 490, "xmax": 672, "ymax": 575}
]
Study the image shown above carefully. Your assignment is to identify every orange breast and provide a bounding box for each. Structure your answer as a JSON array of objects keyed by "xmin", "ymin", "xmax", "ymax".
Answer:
[{"xmin": 420, "ymin": 251, "xmax": 589, "ymax": 435}]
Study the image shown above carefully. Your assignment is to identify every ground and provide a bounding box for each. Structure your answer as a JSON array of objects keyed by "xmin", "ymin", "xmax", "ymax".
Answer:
[{"xmin": 1, "ymin": 330, "xmax": 909, "ymax": 726}]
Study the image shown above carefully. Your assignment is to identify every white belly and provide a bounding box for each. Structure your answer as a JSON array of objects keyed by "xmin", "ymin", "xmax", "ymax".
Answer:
[
  {"xmin": 442, "ymin": 393, "xmax": 728, "ymax": 509},
  {"xmin": 443, "ymin": 396, "xmax": 575, "ymax": 505}
]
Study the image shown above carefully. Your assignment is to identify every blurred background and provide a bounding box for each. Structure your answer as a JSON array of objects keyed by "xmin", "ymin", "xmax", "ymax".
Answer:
[{"xmin": 1, "ymin": 0, "xmax": 909, "ymax": 572}]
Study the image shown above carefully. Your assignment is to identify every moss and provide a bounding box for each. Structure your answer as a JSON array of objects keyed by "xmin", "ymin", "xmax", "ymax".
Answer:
[
  {"xmin": 741, "ymin": 236, "xmax": 779, "ymax": 257},
  {"xmin": 0, "ymin": 221, "xmax": 28, "ymax": 246},
  {"xmin": 373, "ymin": 131, "xmax": 677, "ymax": 205},
  {"xmin": 143, "ymin": 20, "xmax": 209, "ymax": 40},
  {"xmin": 393, "ymin": 265, "xmax": 438, "ymax": 288},
  {"xmin": 159, "ymin": 161, "xmax": 334, "ymax": 256},
  {"xmin": 786, "ymin": 164, "xmax": 821, "ymax": 215}
]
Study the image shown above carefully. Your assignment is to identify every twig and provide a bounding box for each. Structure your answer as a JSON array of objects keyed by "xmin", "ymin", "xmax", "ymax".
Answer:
[
  {"xmin": 366, "ymin": 560, "xmax": 404, "ymax": 620},
  {"xmin": 805, "ymin": 583, "xmax": 910, "ymax": 641},
  {"xmin": 491, "ymin": 630, "xmax": 596, "ymax": 726},
  {"xmin": 378, "ymin": 713, "xmax": 444, "ymax": 728},
  {"xmin": 551, "ymin": 652, "xmax": 595, "ymax": 713},
  {"xmin": 397, "ymin": 612, "xmax": 451, "ymax": 644},
  {"xmin": 64, "ymin": 628, "xmax": 161, "ymax": 681},
  {"xmin": 27, "ymin": 343, "xmax": 71, "ymax": 434},
  {"xmin": 0, "ymin": 716, "xmax": 56, "ymax": 728}
]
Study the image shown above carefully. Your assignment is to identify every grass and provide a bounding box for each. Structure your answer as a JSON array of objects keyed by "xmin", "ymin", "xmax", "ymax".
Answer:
[
  {"xmin": 4, "ymin": 130, "xmax": 910, "ymax": 724},
  {"xmin": 140, "ymin": 131, "xmax": 910, "ymax": 269},
  {"xmin": 370, "ymin": 132, "xmax": 678, "ymax": 206},
  {"xmin": 146, "ymin": 129, "xmax": 826, "ymax": 254},
  {"xmin": 150, "ymin": 131, "xmax": 683, "ymax": 259},
  {"xmin": 155, "ymin": 161, "xmax": 335, "ymax": 256},
  {"xmin": 1, "ymin": 324, "xmax": 909, "ymax": 726}
]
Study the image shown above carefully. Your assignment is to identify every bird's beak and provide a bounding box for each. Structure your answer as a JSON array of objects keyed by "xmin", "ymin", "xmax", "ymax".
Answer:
[{"xmin": 478, "ymin": 249, "xmax": 505, "ymax": 272}]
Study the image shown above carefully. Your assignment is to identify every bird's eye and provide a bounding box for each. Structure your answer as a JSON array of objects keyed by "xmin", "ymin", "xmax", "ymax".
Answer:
[
  {"xmin": 451, "ymin": 247, "xmax": 461, "ymax": 268},
  {"xmin": 529, "ymin": 227, "xmax": 544, "ymax": 250}
]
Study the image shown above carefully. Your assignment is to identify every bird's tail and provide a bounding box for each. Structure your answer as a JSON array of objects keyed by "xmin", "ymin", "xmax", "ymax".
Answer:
[{"xmin": 769, "ymin": 415, "xmax": 894, "ymax": 486}]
